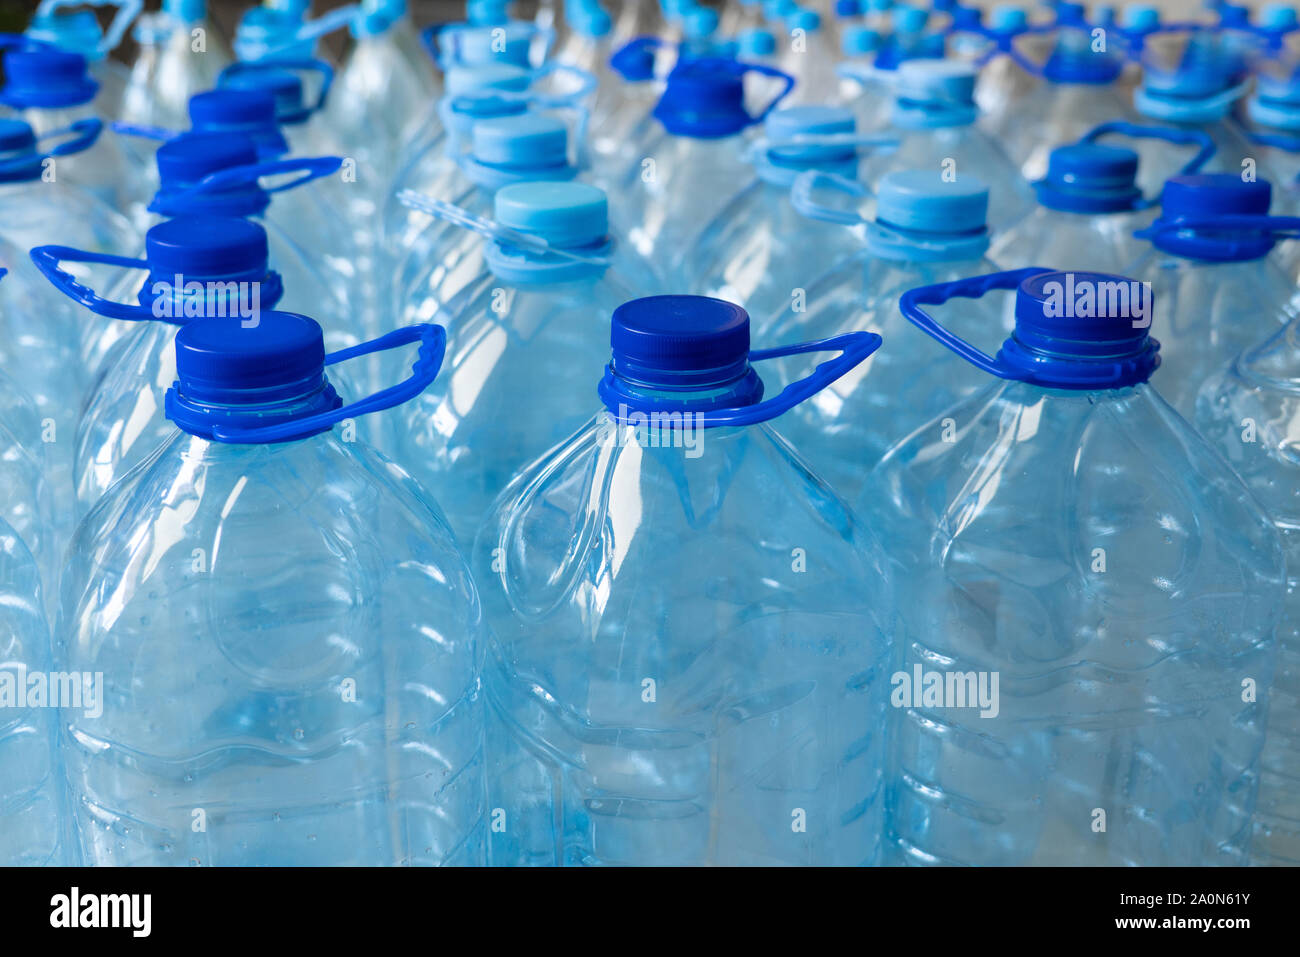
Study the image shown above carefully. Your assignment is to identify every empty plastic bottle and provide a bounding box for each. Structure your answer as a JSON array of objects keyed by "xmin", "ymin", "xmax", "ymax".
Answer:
[
  {"xmin": 58, "ymin": 311, "xmax": 487, "ymax": 866},
  {"xmin": 593, "ymin": 38, "xmax": 670, "ymax": 183},
  {"xmin": 1128, "ymin": 174, "xmax": 1299, "ymax": 419},
  {"xmin": 863, "ymin": 267, "xmax": 1284, "ymax": 865},
  {"xmin": 395, "ymin": 111, "xmax": 585, "ymax": 332},
  {"xmin": 390, "ymin": 181, "xmax": 647, "ymax": 543},
  {"xmin": 765, "ymin": 169, "xmax": 998, "ymax": 498},
  {"xmin": 689, "ymin": 105, "xmax": 886, "ymax": 318},
  {"xmin": 34, "ymin": 215, "xmax": 360, "ymax": 514},
  {"xmin": 777, "ymin": 8, "xmax": 843, "ymax": 104},
  {"xmin": 119, "ymin": 0, "xmax": 232, "ymax": 139},
  {"xmin": 1196, "ymin": 288, "xmax": 1300, "ymax": 866},
  {"xmin": 475, "ymin": 293, "xmax": 892, "ymax": 866},
  {"xmin": 0, "ymin": 513, "xmax": 63, "ymax": 866},
  {"xmin": 25, "ymin": 0, "xmax": 138, "ymax": 117},
  {"xmin": 616, "ymin": 56, "xmax": 793, "ymax": 285},
  {"xmin": 0, "ymin": 44, "xmax": 140, "ymax": 211},
  {"xmin": 989, "ymin": 124, "xmax": 1217, "ymax": 276},
  {"xmin": 863, "ymin": 57, "xmax": 1034, "ymax": 231}
]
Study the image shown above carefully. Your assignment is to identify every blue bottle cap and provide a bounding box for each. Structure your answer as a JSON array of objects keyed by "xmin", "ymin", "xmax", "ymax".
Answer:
[
  {"xmin": 444, "ymin": 62, "xmax": 532, "ymax": 95},
  {"xmin": 1006, "ymin": 270, "xmax": 1158, "ymax": 384},
  {"xmin": 173, "ymin": 311, "xmax": 330, "ymax": 409},
  {"xmin": 1261, "ymin": 3, "xmax": 1298, "ymax": 30},
  {"xmin": 653, "ymin": 59, "xmax": 753, "ymax": 138},
  {"xmin": 163, "ymin": 0, "xmax": 208, "ymax": 23},
  {"xmin": 25, "ymin": 9, "xmax": 105, "ymax": 59},
  {"xmin": 188, "ymin": 89, "xmax": 290, "ymax": 157},
  {"xmin": 0, "ymin": 118, "xmax": 44, "ymax": 182},
  {"xmin": 1119, "ymin": 4, "xmax": 1160, "ymax": 30},
  {"xmin": 494, "ymin": 181, "xmax": 608, "ymax": 246},
  {"xmin": 1035, "ymin": 143, "xmax": 1143, "ymax": 213},
  {"xmin": 842, "ymin": 26, "xmax": 881, "ymax": 56},
  {"xmin": 468, "ymin": 0, "xmax": 509, "ymax": 25},
  {"xmin": 684, "ymin": 6, "xmax": 720, "ymax": 37},
  {"xmin": 787, "ymin": 8, "xmax": 823, "ymax": 31},
  {"xmin": 145, "ymin": 217, "xmax": 270, "ymax": 280},
  {"xmin": 610, "ymin": 295, "xmax": 753, "ymax": 389},
  {"xmin": 220, "ymin": 67, "xmax": 311, "ymax": 125},
  {"xmin": 471, "ymin": 113, "xmax": 568, "ymax": 168},
  {"xmin": 989, "ymin": 5, "xmax": 1027, "ymax": 31},
  {"xmin": 567, "ymin": 4, "xmax": 612, "ymax": 37},
  {"xmin": 0, "ymin": 49, "xmax": 98, "ymax": 108},
  {"xmin": 835, "ymin": 0, "xmax": 864, "ymax": 16},
  {"xmin": 951, "ymin": 6, "xmax": 983, "ymax": 29},
  {"xmin": 738, "ymin": 28, "xmax": 777, "ymax": 57},
  {"xmin": 157, "ymin": 131, "xmax": 259, "ymax": 187},
  {"xmin": 610, "ymin": 40, "xmax": 658, "ymax": 81},
  {"xmin": 764, "ymin": 105, "xmax": 856, "ymax": 164},
  {"xmin": 893, "ymin": 58, "xmax": 978, "ymax": 118},
  {"xmin": 234, "ymin": 7, "xmax": 314, "ymax": 61},
  {"xmin": 876, "ymin": 169, "xmax": 989, "ymax": 232},
  {"xmin": 1218, "ymin": 3, "xmax": 1251, "ymax": 27},
  {"xmin": 1161, "ymin": 173, "xmax": 1271, "ymax": 218},
  {"xmin": 892, "ymin": 5, "xmax": 928, "ymax": 32}
]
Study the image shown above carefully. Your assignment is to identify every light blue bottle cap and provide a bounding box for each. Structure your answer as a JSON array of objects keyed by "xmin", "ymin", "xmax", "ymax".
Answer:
[
  {"xmin": 876, "ymin": 169, "xmax": 988, "ymax": 232},
  {"xmin": 234, "ymin": 7, "xmax": 314, "ymax": 61},
  {"xmin": 444, "ymin": 62, "xmax": 531, "ymax": 96},
  {"xmin": 989, "ymin": 5, "xmax": 1028, "ymax": 31},
  {"xmin": 764, "ymin": 0, "xmax": 798, "ymax": 19},
  {"xmin": 892, "ymin": 5, "xmax": 928, "ymax": 31},
  {"xmin": 1261, "ymin": 3, "xmax": 1298, "ymax": 29},
  {"xmin": 788, "ymin": 8, "xmax": 822, "ymax": 31},
  {"xmin": 684, "ymin": 6, "xmax": 720, "ymax": 37},
  {"xmin": 494, "ymin": 181, "xmax": 608, "ymax": 246},
  {"xmin": 164, "ymin": 0, "xmax": 208, "ymax": 24},
  {"xmin": 737, "ymin": 28, "xmax": 777, "ymax": 56},
  {"xmin": 220, "ymin": 67, "xmax": 310, "ymax": 124},
  {"xmin": 843, "ymin": 26, "xmax": 881, "ymax": 55},
  {"xmin": 472, "ymin": 113, "xmax": 568, "ymax": 168},
  {"xmin": 894, "ymin": 58, "xmax": 977, "ymax": 105},
  {"xmin": 0, "ymin": 49, "xmax": 98, "ymax": 108},
  {"xmin": 1119, "ymin": 4, "xmax": 1159, "ymax": 30},
  {"xmin": 567, "ymin": 4, "xmax": 612, "ymax": 37},
  {"xmin": 468, "ymin": 0, "xmax": 510, "ymax": 26},
  {"xmin": 764, "ymin": 105, "xmax": 856, "ymax": 163}
]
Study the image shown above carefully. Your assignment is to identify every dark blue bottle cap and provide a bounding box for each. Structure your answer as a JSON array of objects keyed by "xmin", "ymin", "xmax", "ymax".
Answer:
[
  {"xmin": 1035, "ymin": 143, "xmax": 1143, "ymax": 213},
  {"xmin": 220, "ymin": 68, "xmax": 310, "ymax": 124},
  {"xmin": 188, "ymin": 89, "xmax": 289, "ymax": 158},
  {"xmin": 173, "ymin": 311, "xmax": 329, "ymax": 407},
  {"xmin": 145, "ymin": 217, "xmax": 271, "ymax": 280},
  {"xmin": 156, "ymin": 131, "xmax": 260, "ymax": 187},
  {"xmin": 653, "ymin": 59, "xmax": 750, "ymax": 138},
  {"xmin": 0, "ymin": 118, "xmax": 43, "ymax": 183},
  {"xmin": 0, "ymin": 49, "xmax": 98, "ymax": 108},
  {"xmin": 609, "ymin": 40, "xmax": 657, "ymax": 82},
  {"xmin": 835, "ymin": 0, "xmax": 864, "ymax": 16},
  {"xmin": 1002, "ymin": 270, "xmax": 1159, "ymax": 386},
  {"xmin": 610, "ymin": 295, "xmax": 753, "ymax": 389},
  {"xmin": 1161, "ymin": 173, "xmax": 1272, "ymax": 219}
]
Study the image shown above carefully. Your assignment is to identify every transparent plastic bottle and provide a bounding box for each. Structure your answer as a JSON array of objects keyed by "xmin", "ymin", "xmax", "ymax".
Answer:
[
  {"xmin": 1196, "ymin": 305, "xmax": 1300, "ymax": 865},
  {"xmin": 120, "ymin": 0, "xmax": 232, "ymax": 139},
  {"xmin": 58, "ymin": 312, "xmax": 487, "ymax": 866},
  {"xmin": 988, "ymin": 124, "xmax": 1218, "ymax": 276},
  {"xmin": 24, "ymin": 0, "xmax": 137, "ymax": 118},
  {"xmin": 689, "ymin": 105, "xmax": 881, "ymax": 319},
  {"xmin": 0, "ymin": 515, "xmax": 63, "ymax": 866},
  {"xmin": 862, "ymin": 268, "xmax": 1284, "ymax": 866},
  {"xmin": 862, "ymin": 58, "xmax": 1035, "ymax": 231},
  {"xmin": 613, "ymin": 56, "xmax": 794, "ymax": 285},
  {"xmin": 764, "ymin": 168, "xmax": 1001, "ymax": 500},
  {"xmin": 475, "ymin": 294, "xmax": 893, "ymax": 866},
  {"xmin": 34, "ymin": 215, "xmax": 361, "ymax": 516},
  {"xmin": 1127, "ymin": 174, "xmax": 1299, "ymax": 419},
  {"xmin": 390, "ymin": 181, "xmax": 645, "ymax": 544}
]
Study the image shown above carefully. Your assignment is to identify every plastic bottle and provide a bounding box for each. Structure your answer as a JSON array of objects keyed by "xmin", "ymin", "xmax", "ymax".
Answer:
[
  {"xmin": 690, "ymin": 105, "xmax": 884, "ymax": 318},
  {"xmin": 989, "ymin": 124, "xmax": 1217, "ymax": 276},
  {"xmin": 615, "ymin": 56, "xmax": 794, "ymax": 285},
  {"xmin": 1195, "ymin": 285, "xmax": 1300, "ymax": 866},
  {"xmin": 863, "ymin": 267, "xmax": 1284, "ymax": 865},
  {"xmin": 863, "ymin": 58, "xmax": 1035, "ymax": 231},
  {"xmin": 34, "ymin": 215, "xmax": 361, "ymax": 514},
  {"xmin": 1128, "ymin": 174, "xmax": 1299, "ymax": 419},
  {"xmin": 24, "ymin": 0, "xmax": 138, "ymax": 117},
  {"xmin": 777, "ymin": 8, "xmax": 842, "ymax": 104},
  {"xmin": 766, "ymin": 169, "xmax": 998, "ymax": 499},
  {"xmin": 475, "ymin": 293, "xmax": 892, "ymax": 866},
  {"xmin": 0, "ymin": 513, "xmax": 63, "ymax": 865},
  {"xmin": 58, "ymin": 311, "xmax": 487, "ymax": 866}
]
